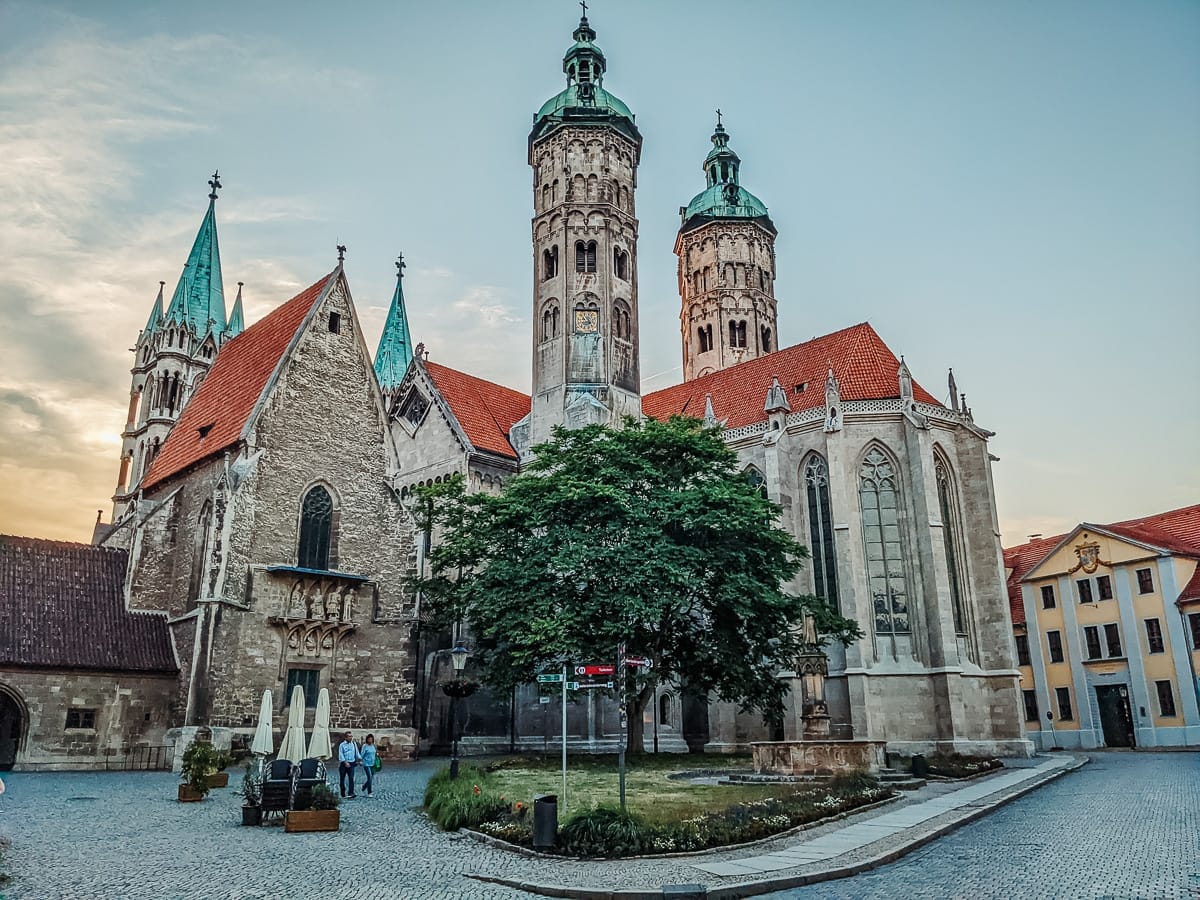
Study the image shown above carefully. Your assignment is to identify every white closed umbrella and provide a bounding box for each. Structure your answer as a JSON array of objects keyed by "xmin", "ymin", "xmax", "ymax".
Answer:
[
  {"xmin": 306, "ymin": 688, "xmax": 332, "ymax": 760},
  {"xmin": 277, "ymin": 685, "xmax": 307, "ymax": 763},
  {"xmin": 250, "ymin": 689, "xmax": 275, "ymax": 757}
]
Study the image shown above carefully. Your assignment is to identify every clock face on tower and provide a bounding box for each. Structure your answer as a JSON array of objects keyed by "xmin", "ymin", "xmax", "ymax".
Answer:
[{"xmin": 574, "ymin": 309, "xmax": 599, "ymax": 333}]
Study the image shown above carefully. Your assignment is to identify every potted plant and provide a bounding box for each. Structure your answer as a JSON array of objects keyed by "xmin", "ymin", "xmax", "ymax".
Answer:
[
  {"xmin": 207, "ymin": 751, "xmax": 233, "ymax": 789},
  {"xmin": 285, "ymin": 783, "xmax": 340, "ymax": 833},
  {"xmin": 178, "ymin": 741, "xmax": 220, "ymax": 802},
  {"xmin": 240, "ymin": 763, "xmax": 262, "ymax": 826},
  {"xmin": 438, "ymin": 676, "xmax": 478, "ymax": 698}
]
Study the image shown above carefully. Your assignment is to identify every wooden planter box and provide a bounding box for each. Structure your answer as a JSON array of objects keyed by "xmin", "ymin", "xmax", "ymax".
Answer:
[
  {"xmin": 206, "ymin": 772, "xmax": 230, "ymax": 789},
  {"xmin": 285, "ymin": 809, "xmax": 340, "ymax": 833},
  {"xmin": 177, "ymin": 784, "xmax": 205, "ymax": 803}
]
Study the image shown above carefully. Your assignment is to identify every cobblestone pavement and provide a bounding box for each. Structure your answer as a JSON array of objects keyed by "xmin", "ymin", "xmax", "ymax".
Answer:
[
  {"xmin": 767, "ymin": 751, "xmax": 1200, "ymax": 900},
  {"xmin": 0, "ymin": 759, "xmax": 535, "ymax": 900}
]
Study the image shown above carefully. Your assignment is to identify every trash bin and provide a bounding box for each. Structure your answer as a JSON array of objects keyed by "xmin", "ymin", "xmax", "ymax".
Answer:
[
  {"xmin": 911, "ymin": 754, "xmax": 929, "ymax": 779},
  {"xmin": 533, "ymin": 793, "xmax": 557, "ymax": 849}
]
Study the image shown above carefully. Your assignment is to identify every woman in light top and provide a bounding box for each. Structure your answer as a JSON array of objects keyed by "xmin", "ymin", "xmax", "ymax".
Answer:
[{"xmin": 360, "ymin": 734, "xmax": 378, "ymax": 797}]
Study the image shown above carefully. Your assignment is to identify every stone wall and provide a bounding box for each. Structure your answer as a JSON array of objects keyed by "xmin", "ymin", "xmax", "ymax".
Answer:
[{"xmin": 0, "ymin": 668, "xmax": 176, "ymax": 771}]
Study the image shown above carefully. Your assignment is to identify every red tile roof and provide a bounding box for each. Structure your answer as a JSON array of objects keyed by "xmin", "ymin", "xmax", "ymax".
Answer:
[
  {"xmin": 143, "ymin": 271, "xmax": 336, "ymax": 490},
  {"xmin": 1105, "ymin": 504, "xmax": 1200, "ymax": 558},
  {"xmin": 0, "ymin": 535, "xmax": 176, "ymax": 672},
  {"xmin": 424, "ymin": 361, "xmax": 532, "ymax": 460},
  {"xmin": 1003, "ymin": 503, "xmax": 1200, "ymax": 624},
  {"xmin": 643, "ymin": 322, "xmax": 939, "ymax": 428},
  {"xmin": 1178, "ymin": 563, "xmax": 1200, "ymax": 606}
]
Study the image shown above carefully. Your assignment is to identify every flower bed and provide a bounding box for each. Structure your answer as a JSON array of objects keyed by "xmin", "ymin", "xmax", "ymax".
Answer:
[{"xmin": 425, "ymin": 763, "xmax": 893, "ymax": 858}]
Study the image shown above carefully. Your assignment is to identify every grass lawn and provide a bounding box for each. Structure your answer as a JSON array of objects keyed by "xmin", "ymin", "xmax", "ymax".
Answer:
[{"xmin": 480, "ymin": 753, "xmax": 795, "ymax": 823}]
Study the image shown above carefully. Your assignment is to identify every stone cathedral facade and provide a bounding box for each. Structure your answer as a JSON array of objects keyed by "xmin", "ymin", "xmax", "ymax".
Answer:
[{"xmin": 0, "ymin": 12, "xmax": 1026, "ymax": 771}]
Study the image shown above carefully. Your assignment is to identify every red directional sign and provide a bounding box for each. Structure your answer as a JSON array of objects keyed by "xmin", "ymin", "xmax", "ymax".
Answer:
[{"xmin": 575, "ymin": 664, "xmax": 616, "ymax": 676}]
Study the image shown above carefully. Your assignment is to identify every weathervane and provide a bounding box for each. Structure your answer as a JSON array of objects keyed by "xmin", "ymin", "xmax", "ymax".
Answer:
[
  {"xmin": 336, "ymin": 243, "xmax": 347, "ymax": 263},
  {"xmin": 208, "ymin": 170, "xmax": 222, "ymax": 200}
]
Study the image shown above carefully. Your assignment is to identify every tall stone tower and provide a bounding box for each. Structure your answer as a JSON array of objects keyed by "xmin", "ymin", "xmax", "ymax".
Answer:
[
  {"xmin": 110, "ymin": 173, "xmax": 240, "ymax": 523},
  {"xmin": 675, "ymin": 119, "xmax": 777, "ymax": 381},
  {"xmin": 527, "ymin": 13, "xmax": 642, "ymax": 446}
]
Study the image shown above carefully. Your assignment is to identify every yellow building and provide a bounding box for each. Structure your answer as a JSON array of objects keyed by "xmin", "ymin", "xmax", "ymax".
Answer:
[{"xmin": 1005, "ymin": 504, "xmax": 1200, "ymax": 749}]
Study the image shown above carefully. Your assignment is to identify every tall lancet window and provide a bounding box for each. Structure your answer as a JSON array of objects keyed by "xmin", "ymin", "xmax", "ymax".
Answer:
[
  {"xmin": 804, "ymin": 456, "xmax": 839, "ymax": 612},
  {"xmin": 859, "ymin": 447, "xmax": 910, "ymax": 634},
  {"xmin": 936, "ymin": 458, "xmax": 967, "ymax": 634},
  {"xmin": 298, "ymin": 485, "xmax": 334, "ymax": 571}
]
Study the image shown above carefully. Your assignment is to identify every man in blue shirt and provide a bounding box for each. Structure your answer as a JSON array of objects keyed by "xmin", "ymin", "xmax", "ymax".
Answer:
[{"xmin": 337, "ymin": 731, "xmax": 360, "ymax": 799}]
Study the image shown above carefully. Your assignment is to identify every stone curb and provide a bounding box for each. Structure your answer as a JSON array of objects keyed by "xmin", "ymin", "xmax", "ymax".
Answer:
[
  {"xmin": 461, "ymin": 794, "xmax": 899, "ymax": 861},
  {"xmin": 465, "ymin": 756, "xmax": 1087, "ymax": 899}
]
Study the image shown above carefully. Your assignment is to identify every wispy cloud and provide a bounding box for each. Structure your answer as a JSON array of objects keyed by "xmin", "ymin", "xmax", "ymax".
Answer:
[{"xmin": 0, "ymin": 15, "xmax": 360, "ymax": 540}]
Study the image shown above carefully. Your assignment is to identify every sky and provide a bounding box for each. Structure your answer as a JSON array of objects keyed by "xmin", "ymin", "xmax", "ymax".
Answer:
[{"xmin": 0, "ymin": 0, "xmax": 1197, "ymax": 547}]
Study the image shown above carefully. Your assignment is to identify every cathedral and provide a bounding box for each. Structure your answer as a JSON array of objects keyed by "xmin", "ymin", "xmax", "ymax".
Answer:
[{"xmin": 0, "ymin": 12, "xmax": 1028, "ymax": 771}]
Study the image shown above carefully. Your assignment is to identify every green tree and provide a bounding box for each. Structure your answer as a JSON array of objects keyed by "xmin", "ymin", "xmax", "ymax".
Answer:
[{"xmin": 414, "ymin": 416, "xmax": 860, "ymax": 756}]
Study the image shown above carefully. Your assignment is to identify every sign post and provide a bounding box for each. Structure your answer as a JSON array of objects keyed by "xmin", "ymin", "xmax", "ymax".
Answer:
[
  {"xmin": 617, "ymin": 642, "xmax": 627, "ymax": 811},
  {"xmin": 561, "ymin": 662, "xmax": 568, "ymax": 813}
]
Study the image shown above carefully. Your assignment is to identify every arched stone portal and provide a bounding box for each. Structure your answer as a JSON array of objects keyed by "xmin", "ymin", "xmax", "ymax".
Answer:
[{"xmin": 0, "ymin": 685, "xmax": 27, "ymax": 770}]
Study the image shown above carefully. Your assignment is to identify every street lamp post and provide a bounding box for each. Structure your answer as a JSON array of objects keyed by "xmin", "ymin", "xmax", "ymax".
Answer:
[{"xmin": 448, "ymin": 640, "xmax": 470, "ymax": 778}]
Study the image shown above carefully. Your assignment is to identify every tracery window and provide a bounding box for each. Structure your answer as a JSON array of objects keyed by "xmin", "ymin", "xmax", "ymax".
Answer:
[
  {"xmin": 859, "ymin": 447, "xmax": 910, "ymax": 634},
  {"xmin": 804, "ymin": 456, "xmax": 839, "ymax": 612},
  {"xmin": 936, "ymin": 458, "xmax": 967, "ymax": 634},
  {"xmin": 298, "ymin": 486, "xmax": 334, "ymax": 571},
  {"xmin": 398, "ymin": 388, "xmax": 430, "ymax": 429}
]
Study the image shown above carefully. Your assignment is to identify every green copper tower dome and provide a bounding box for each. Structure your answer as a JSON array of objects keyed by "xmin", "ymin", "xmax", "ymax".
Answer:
[
  {"xmin": 680, "ymin": 118, "xmax": 775, "ymax": 235},
  {"xmin": 531, "ymin": 12, "xmax": 639, "ymax": 144}
]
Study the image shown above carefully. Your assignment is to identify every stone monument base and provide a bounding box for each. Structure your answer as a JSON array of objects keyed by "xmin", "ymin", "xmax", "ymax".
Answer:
[{"xmin": 751, "ymin": 739, "xmax": 886, "ymax": 776}]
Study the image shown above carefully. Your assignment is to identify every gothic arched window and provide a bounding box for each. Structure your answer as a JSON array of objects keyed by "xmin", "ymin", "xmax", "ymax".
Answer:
[
  {"xmin": 804, "ymin": 455, "xmax": 839, "ymax": 612},
  {"xmin": 543, "ymin": 246, "xmax": 558, "ymax": 280},
  {"xmin": 298, "ymin": 486, "xmax": 334, "ymax": 571},
  {"xmin": 761, "ymin": 327, "xmax": 772, "ymax": 353},
  {"xmin": 613, "ymin": 248, "xmax": 629, "ymax": 281},
  {"xmin": 936, "ymin": 456, "xmax": 968, "ymax": 635},
  {"xmin": 698, "ymin": 326, "xmax": 711, "ymax": 353},
  {"xmin": 859, "ymin": 446, "xmax": 910, "ymax": 634},
  {"xmin": 729, "ymin": 320, "xmax": 747, "ymax": 349},
  {"xmin": 744, "ymin": 465, "xmax": 767, "ymax": 499}
]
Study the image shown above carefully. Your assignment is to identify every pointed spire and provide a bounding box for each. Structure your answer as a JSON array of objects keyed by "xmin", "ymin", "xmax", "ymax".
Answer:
[
  {"xmin": 164, "ymin": 174, "xmax": 226, "ymax": 335},
  {"xmin": 375, "ymin": 255, "xmax": 415, "ymax": 393},
  {"xmin": 898, "ymin": 356, "xmax": 914, "ymax": 402},
  {"xmin": 225, "ymin": 282, "xmax": 245, "ymax": 338},
  {"xmin": 702, "ymin": 393, "xmax": 719, "ymax": 428},
  {"xmin": 142, "ymin": 281, "xmax": 165, "ymax": 336},
  {"xmin": 948, "ymin": 368, "xmax": 959, "ymax": 412},
  {"xmin": 824, "ymin": 366, "xmax": 842, "ymax": 433},
  {"xmin": 764, "ymin": 375, "xmax": 791, "ymax": 414}
]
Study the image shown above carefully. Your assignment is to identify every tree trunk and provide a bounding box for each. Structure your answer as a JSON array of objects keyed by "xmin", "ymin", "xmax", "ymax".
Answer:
[{"xmin": 625, "ymin": 685, "xmax": 654, "ymax": 757}]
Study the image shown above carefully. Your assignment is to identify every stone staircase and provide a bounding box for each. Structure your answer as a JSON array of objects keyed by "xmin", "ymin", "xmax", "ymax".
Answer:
[{"xmin": 877, "ymin": 766, "xmax": 926, "ymax": 790}]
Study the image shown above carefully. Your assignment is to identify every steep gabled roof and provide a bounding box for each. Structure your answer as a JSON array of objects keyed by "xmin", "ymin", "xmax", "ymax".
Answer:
[
  {"xmin": 0, "ymin": 535, "xmax": 176, "ymax": 673},
  {"xmin": 1178, "ymin": 563, "xmax": 1200, "ymax": 606},
  {"xmin": 643, "ymin": 322, "xmax": 938, "ymax": 428},
  {"xmin": 1003, "ymin": 503, "xmax": 1200, "ymax": 623},
  {"xmin": 143, "ymin": 270, "xmax": 337, "ymax": 490},
  {"xmin": 424, "ymin": 361, "xmax": 531, "ymax": 460}
]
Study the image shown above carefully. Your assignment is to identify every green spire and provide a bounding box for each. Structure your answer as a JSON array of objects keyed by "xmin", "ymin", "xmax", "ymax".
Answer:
[
  {"xmin": 142, "ymin": 281, "xmax": 165, "ymax": 336},
  {"xmin": 680, "ymin": 116, "xmax": 775, "ymax": 234},
  {"xmin": 225, "ymin": 282, "xmax": 245, "ymax": 338},
  {"xmin": 374, "ymin": 255, "xmax": 414, "ymax": 392},
  {"xmin": 164, "ymin": 171, "xmax": 227, "ymax": 335}
]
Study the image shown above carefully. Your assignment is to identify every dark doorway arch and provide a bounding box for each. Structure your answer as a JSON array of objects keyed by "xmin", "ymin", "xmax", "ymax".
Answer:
[{"xmin": 0, "ymin": 687, "xmax": 26, "ymax": 770}]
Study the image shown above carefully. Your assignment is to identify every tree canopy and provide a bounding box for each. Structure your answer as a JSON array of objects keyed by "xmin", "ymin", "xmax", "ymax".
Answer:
[{"xmin": 413, "ymin": 416, "xmax": 860, "ymax": 754}]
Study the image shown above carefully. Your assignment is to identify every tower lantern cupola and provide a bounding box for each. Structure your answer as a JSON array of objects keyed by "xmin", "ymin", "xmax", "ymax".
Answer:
[{"xmin": 675, "ymin": 117, "xmax": 780, "ymax": 382}]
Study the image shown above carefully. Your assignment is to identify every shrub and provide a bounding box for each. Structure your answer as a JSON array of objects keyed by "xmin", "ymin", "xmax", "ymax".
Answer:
[
  {"xmin": 424, "ymin": 766, "xmax": 509, "ymax": 831},
  {"xmin": 924, "ymin": 753, "xmax": 1002, "ymax": 779},
  {"xmin": 180, "ymin": 741, "xmax": 220, "ymax": 796},
  {"xmin": 558, "ymin": 805, "xmax": 651, "ymax": 857},
  {"xmin": 310, "ymin": 784, "xmax": 341, "ymax": 811}
]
